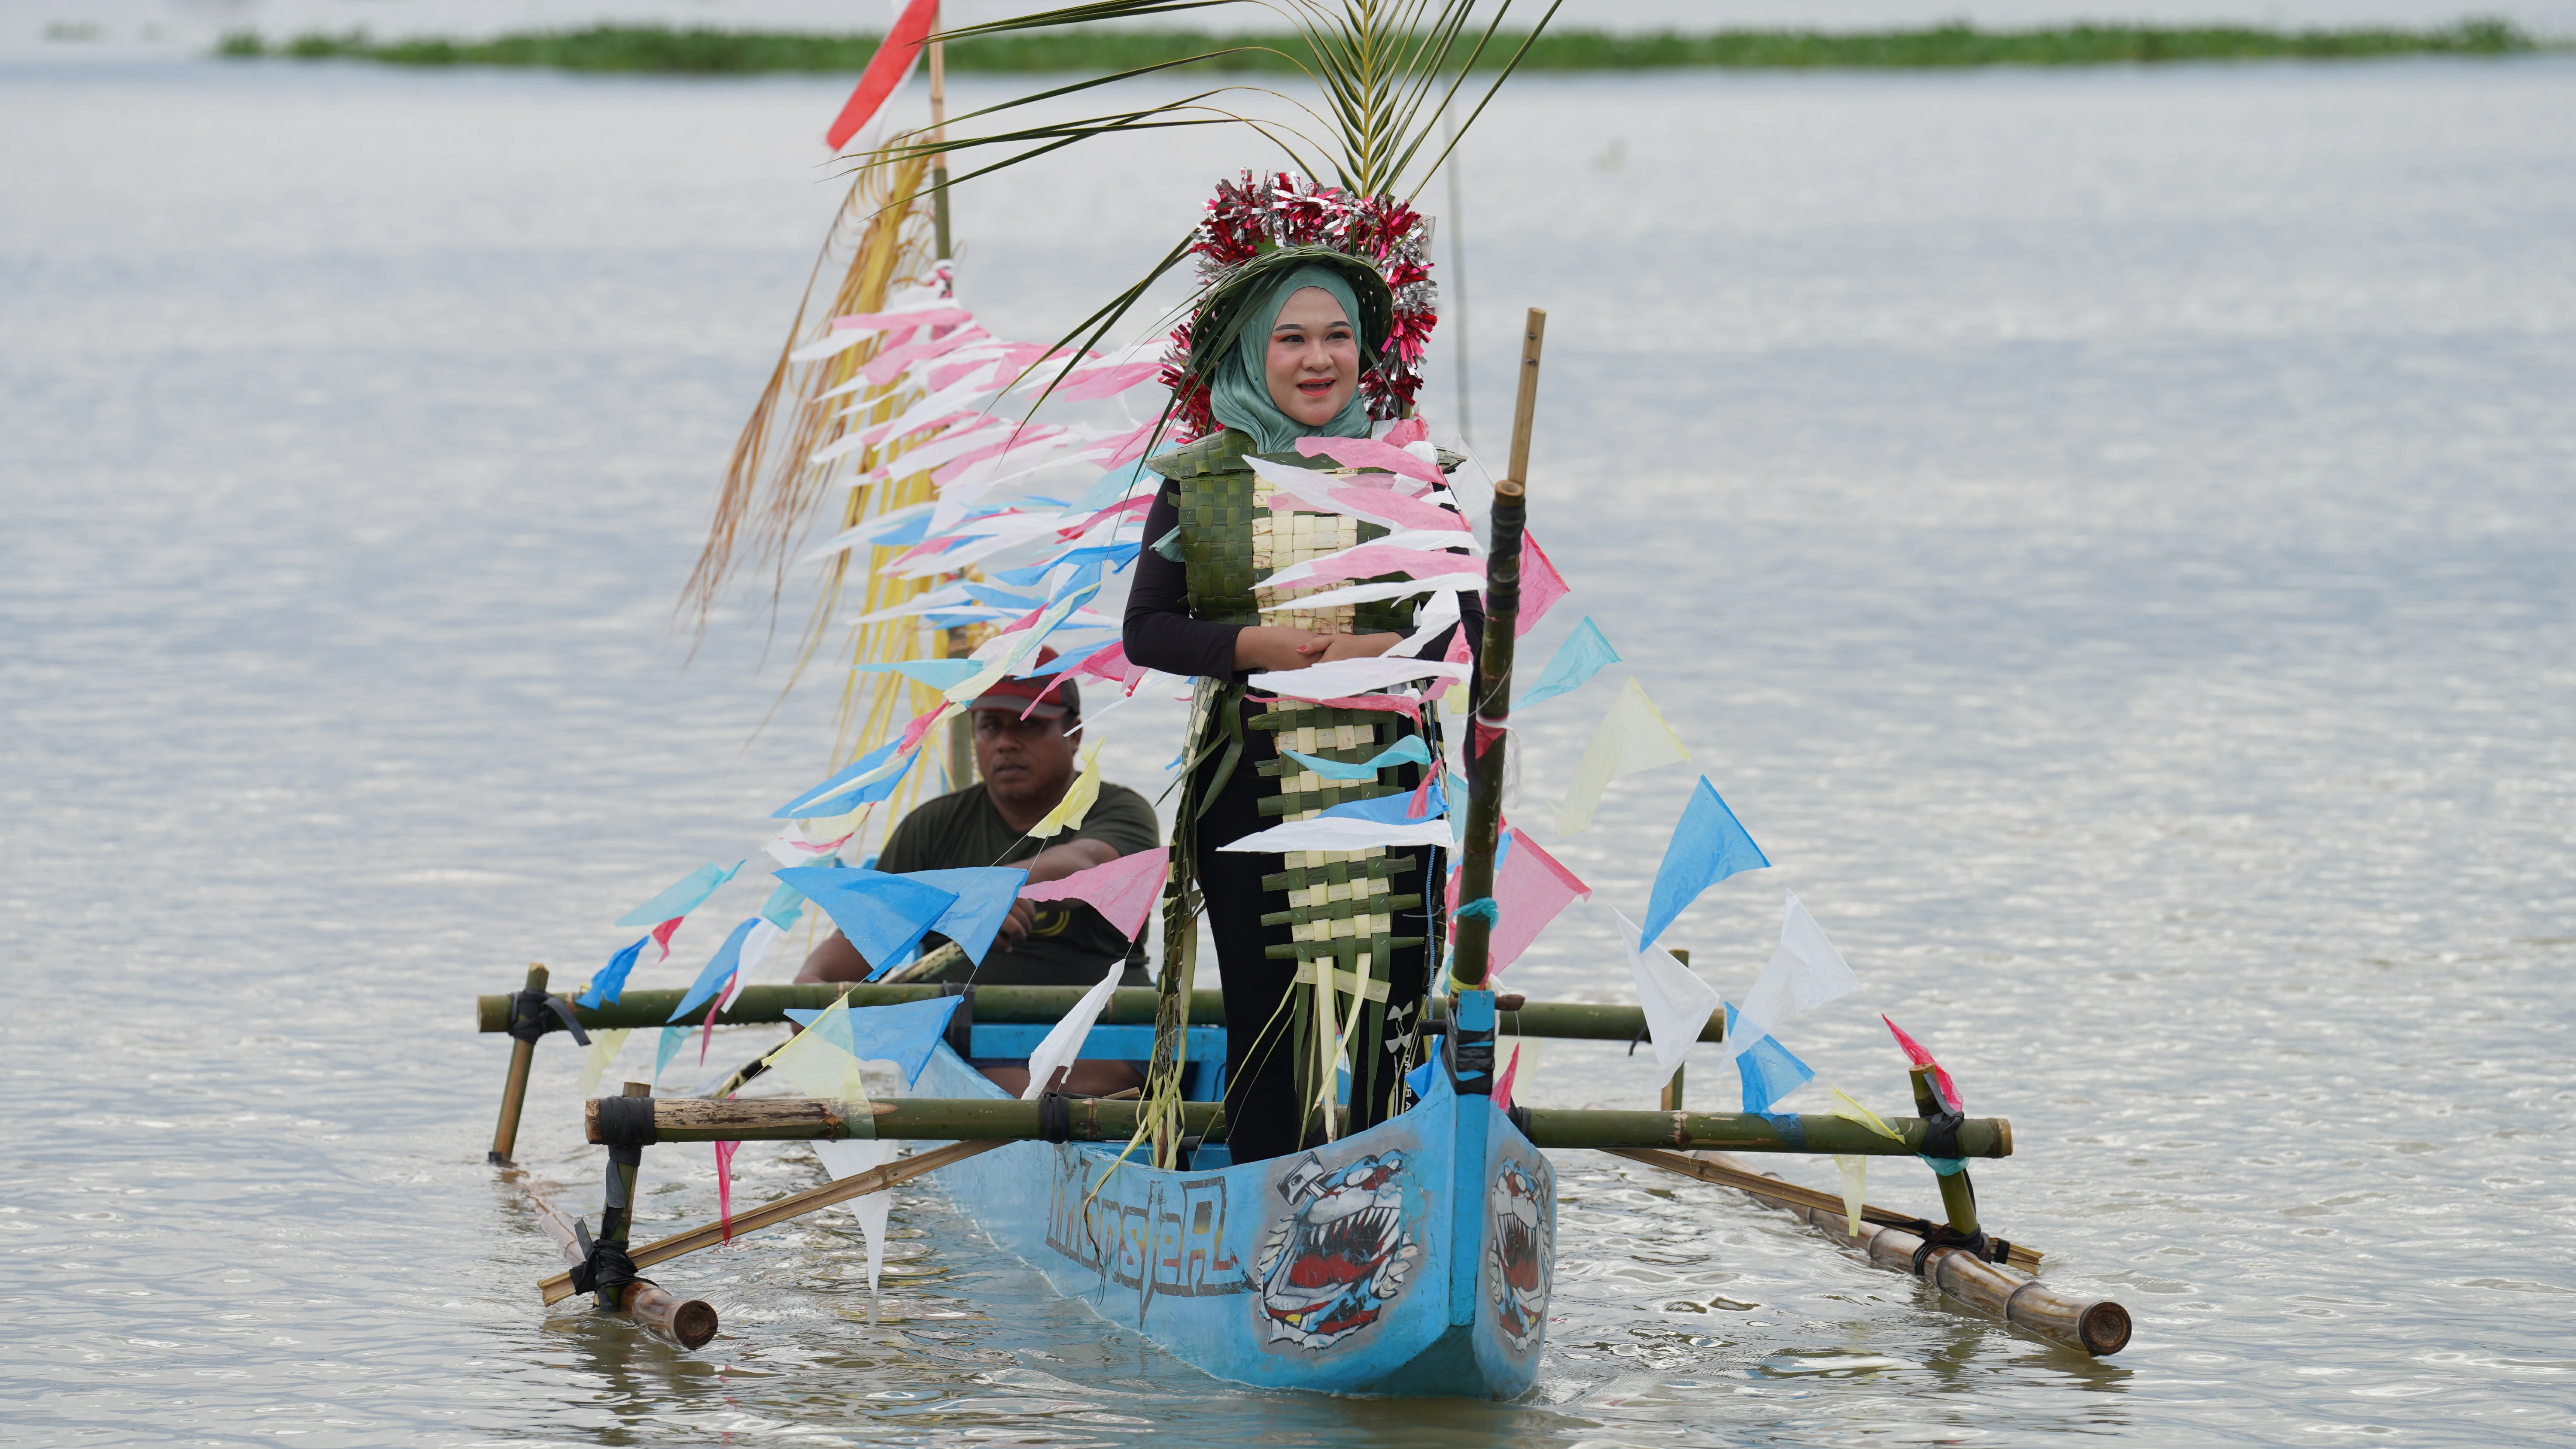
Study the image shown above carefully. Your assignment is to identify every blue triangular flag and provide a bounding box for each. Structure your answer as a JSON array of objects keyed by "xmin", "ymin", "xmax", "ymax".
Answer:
[
  {"xmin": 668, "ymin": 917, "xmax": 760, "ymax": 1023},
  {"xmin": 576, "ymin": 935, "xmax": 647, "ymax": 1009},
  {"xmin": 653, "ymin": 1024, "xmax": 687, "ymax": 1082},
  {"xmin": 1075, "ymin": 458, "xmax": 1154, "ymax": 511},
  {"xmin": 1638, "ymin": 776, "xmax": 1769, "ymax": 949},
  {"xmin": 854, "ymin": 659, "xmax": 984, "ymax": 689},
  {"xmin": 1282, "ymin": 736, "xmax": 1434, "ymax": 782},
  {"xmin": 758, "ymin": 879, "xmax": 807, "ymax": 931},
  {"xmin": 772, "ymin": 741, "xmax": 917, "ymax": 819},
  {"xmin": 1726, "ymin": 1003, "xmax": 1816, "ymax": 1115},
  {"xmin": 786, "ymin": 995, "xmax": 966, "ymax": 1087},
  {"xmin": 614, "ymin": 860, "xmax": 742, "ymax": 928},
  {"xmin": 903, "ymin": 867, "xmax": 1031, "ymax": 965},
  {"xmin": 1321, "ymin": 775, "xmax": 1446, "ymax": 825},
  {"xmin": 1404, "ymin": 1058, "xmax": 1438, "ymax": 1102},
  {"xmin": 1518, "ymin": 616, "xmax": 1621, "ymax": 708},
  {"xmin": 778, "ymin": 867, "xmax": 957, "ymax": 977}
]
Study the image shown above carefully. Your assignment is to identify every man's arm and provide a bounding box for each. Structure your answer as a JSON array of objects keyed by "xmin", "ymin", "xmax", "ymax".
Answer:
[
  {"xmin": 993, "ymin": 837, "xmax": 1121, "ymax": 951},
  {"xmin": 794, "ymin": 931, "xmax": 871, "ymax": 983}
]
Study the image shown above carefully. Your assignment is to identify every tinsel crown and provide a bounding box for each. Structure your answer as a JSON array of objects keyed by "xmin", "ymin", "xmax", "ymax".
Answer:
[{"xmin": 1157, "ymin": 172, "xmax": 1438, "ymax": 441}]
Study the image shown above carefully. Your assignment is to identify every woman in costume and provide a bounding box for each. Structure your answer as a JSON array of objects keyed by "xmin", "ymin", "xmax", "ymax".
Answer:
[{"xmin": 1124, "ymin": 244, "xmax": 1482, "ymax": 1165}]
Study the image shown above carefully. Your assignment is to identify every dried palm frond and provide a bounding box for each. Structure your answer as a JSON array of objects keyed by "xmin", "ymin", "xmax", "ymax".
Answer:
[{"xmin": 682, "ymin": 149, "xmax": 960, "ymax": 839}]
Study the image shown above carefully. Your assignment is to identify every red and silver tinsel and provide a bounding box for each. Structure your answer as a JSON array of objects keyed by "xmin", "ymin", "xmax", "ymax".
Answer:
[{"xmin": 1157, "ymin": 172, "xmax": 1437, "ymax": 441}]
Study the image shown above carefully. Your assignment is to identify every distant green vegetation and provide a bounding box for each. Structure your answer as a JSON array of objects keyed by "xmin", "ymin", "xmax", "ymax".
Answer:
[{"xmin": 214, "ymin": 20, "xmax": 2548, "ymax": 74}]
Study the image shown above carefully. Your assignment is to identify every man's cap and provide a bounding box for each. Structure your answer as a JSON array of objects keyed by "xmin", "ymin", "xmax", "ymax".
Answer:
[{"xmin": 968, "ymin": 646, "xmax": 1080, "ymax": 722}]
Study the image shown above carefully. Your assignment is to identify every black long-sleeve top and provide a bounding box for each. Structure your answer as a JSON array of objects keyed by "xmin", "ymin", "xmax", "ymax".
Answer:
[{"xmin": 1122, "ymin": 479, "xmax": 1485, "ymax": 684}]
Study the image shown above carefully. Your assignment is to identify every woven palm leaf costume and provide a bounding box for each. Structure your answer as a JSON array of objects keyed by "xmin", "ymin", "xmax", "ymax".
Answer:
[{"xmin": 1124, "ymin": 243, "xmax": 1479, "ymax": 1167}]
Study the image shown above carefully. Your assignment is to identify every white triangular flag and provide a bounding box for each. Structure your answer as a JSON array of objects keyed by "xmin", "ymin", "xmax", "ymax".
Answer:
[
  {"xmin": 1610, "ymin": 905, "xmax": 1719, "ymax": 1082},
  {"xmin": 1021, "ymin": 964, "xmax": 1122, "ymax": 1099},
  {"xmin": 814, "ymin": 1137, "xmax": 901, "ymax": 1292},
  {"xmin": 1719, "ymin": 891, "xmax": 1860, "ymax": 1060}
]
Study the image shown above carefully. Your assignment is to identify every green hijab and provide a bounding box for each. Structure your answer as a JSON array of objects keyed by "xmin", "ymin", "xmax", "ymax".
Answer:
[{"xmin": 1207, "ymin": 264, "xmax": 1375, "ymax": 453}]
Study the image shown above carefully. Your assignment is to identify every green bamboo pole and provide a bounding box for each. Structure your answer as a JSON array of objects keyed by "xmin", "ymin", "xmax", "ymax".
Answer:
[
  {"xmin": 590, "ymin": 1094, "xmax": 1228, "ymax": 1144},
  {"xmin": 1515, "ymin": 1107, "xmax": 2011, "ymax": 1158},
  {"xmin": 486, "ymin": 964, "xmax": 547, "ymax": 1165},
  {"xmin": 589, "ymin": 1095, "xmax": 2010, "ymax": 1155},
  {"xmin": 1911, "ymin": 1062, "xmax": 1983, "ymax": 1238},
  {"xmin": 478, "ymin": 982, "xmax": 1725, "ymax": 1045},
  {"xmin": 1449, "ymin": 309, "xmax": 1546, "ymax": 991}
]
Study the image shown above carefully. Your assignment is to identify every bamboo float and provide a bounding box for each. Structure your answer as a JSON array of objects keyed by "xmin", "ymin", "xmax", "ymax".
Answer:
[
  {"xmin": 474, "ymin": 982, "xmax": 1728, "ymax": 1046},
  {"xmin": 590, "ymin": 1094, "xmax": 2009, "ymax": 1156},
  {"xmin": 510, "ymin": 1165, "xmax": 718, "ymax": 1348},
  {"xmin": 536, "ymin": 1138, "xmax": 1005, "ymax": 1306},
  {"xmin": 1681, "ymin": 1150, "xmax": 2130, "ymax": 1356},
  {"xmin": 1609, "ymin": 1149, "xmax": 2042, "ymax": 1272}
]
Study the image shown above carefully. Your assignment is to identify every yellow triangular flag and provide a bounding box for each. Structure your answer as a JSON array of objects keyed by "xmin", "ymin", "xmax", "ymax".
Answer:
[
  {"xmin": 1552, "ymin": 676, "xmax": 1691, "ymax": 834},
  {"xmin": 576, "ymin": 1029, "xmax": 633, "ymax": 1097},
  {"xmin": 764, "ymin": 998, "xmax": 872, "ymax": 1106},
  {"xmin": 1027, "ymin": 739, "xmax": 1103, "ymax": 839},
  {"xmin": 1829, "ymin": 1085, "xmax": 1906, "ymax": 1141},
  {"xmin": 1833, "ymin": 1155, "xmax": 1868, "ymax": 1238}
]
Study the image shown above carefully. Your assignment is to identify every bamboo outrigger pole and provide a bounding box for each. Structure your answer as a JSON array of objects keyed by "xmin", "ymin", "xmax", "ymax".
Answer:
[
  {"xmin": 1449, "ymin": 308, "xmax": 1546, "ymax": 991},
  {"xmin": 588, "ymin": 1094, "xmax": 2011, "ymax": 1157},
  {"xmin": 536, "ymin": 1138, "xmax": 1004, "ymax": 1307},
  {"xmin": 1671, "ymin": 1151, "xmax": 2130, "ymax": 1357},
  {"xmin": 475, "ymin": 982, "xmax": 1729, "ymax": 1045}
]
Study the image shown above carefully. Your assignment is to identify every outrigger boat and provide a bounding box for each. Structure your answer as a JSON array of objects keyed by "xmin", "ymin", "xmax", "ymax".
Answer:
[{"xmin": 473, "ymin": 1, "xmax": 2129, "ymax": 1397}]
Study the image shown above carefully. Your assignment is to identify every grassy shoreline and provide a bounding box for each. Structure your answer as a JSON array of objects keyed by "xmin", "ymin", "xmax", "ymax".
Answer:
[{"xmin": 214, "ymin": 21, "xmax": 2548, "ymax": 74}]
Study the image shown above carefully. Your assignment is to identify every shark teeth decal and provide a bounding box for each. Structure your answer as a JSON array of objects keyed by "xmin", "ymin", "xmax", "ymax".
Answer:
[{"xmin": 1255, "ymin": 1149, "xmax": 1421, "ymax": 1349}]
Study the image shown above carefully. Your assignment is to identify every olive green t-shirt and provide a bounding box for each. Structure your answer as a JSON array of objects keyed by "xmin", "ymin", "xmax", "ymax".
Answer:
[{"xmin": 876, "ymin": 781, "xmax": 1162, "ymax": 987}]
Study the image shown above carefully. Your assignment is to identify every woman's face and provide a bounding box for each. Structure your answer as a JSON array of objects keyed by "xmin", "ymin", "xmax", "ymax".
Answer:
[{"xmin": 1264, "ymin": 286, "xmax": 1360, "ymax": 426}]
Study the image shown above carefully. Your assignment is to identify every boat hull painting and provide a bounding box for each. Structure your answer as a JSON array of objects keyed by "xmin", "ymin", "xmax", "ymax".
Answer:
[{"xmin": 915, "ymin": 1048, "xmax": 1553, "ymax": 1397}]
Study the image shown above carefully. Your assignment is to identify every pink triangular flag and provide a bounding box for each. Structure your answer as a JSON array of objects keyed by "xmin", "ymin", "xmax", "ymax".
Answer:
[
  {"xmin": 895, "ymin": 700, "xmax": 949, "ymax": 755},
  {"xmin": 1883, "ymin": 1015, "xmax": 1962, "ymax": 1111},
  {"xmin": 1017, "ymin": 848, "xmax": 1170, "ymax": 942},
  {"xmin": 1487, "ymin": 829, "xmax": 1589, "ymax": 975},
  {"xmin": 1382, "ymin": 417, "xmax": 1429, "ymax": 447},
  {"xmin": 1493, "ymin": 1042, "xmax": 1522, "ymax": 1111},
  {"xmin": 713, "ymin": 1140, "xmax": 740, "ymax": 1242},
  {"xmin": 1513, "ymin": 530, "xmax": 1568, "ymax": 638},
  {"xmin": 648, "ymin": 916, "xmax": 684, "ymax": 964}
]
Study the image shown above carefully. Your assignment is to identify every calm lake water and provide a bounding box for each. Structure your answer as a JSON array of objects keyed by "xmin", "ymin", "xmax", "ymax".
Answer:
[{"xmin": 4, "ymin": 52, "xmax": 2572, "ymax": 1447}]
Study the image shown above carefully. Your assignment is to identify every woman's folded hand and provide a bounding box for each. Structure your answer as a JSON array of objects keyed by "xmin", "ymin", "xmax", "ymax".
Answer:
[{"xmin": 1233, "ymin": 626, "xmax": 1332, "ymax": 672}]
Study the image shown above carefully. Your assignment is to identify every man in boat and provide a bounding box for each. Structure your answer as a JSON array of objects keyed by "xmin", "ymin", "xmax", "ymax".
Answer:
[{"xmin": 793, "ymin": 654, "xmax": 1160, "ymax": 999}]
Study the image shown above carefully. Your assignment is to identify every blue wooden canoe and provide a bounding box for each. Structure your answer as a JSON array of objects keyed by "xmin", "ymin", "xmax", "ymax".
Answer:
[{"xmin": 909, "ymin": 1001, "xmax": 1555, "ymax": 1399}]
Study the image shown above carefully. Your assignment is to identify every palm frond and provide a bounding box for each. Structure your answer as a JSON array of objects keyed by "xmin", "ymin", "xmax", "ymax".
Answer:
[{"xmin": 845, "ymin": 0, "xmax": 1560, "ymax": 421}]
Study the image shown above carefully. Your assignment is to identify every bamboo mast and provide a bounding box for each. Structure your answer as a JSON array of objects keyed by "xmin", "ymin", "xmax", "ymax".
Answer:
[
  {"xmin": 927, "ymin": 4, "xmax": 978, "ymax": 795},
  {"xmin": 1449, "ymin": 309, "xmax": 1546, "ymax": 990}
]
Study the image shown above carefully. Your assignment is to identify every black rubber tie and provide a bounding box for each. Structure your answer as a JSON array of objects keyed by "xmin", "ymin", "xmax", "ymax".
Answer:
[
  {"xmin": 1036, "ymin": 1090, "xmax": 1073, "ymax": 1144},
  {"xmin": 593, "ymin": 1094, "xmax": 658, "ymax": 1148},
  {"xmin": 570, "ymin": 1237, "xmax": 645, "ymax": 1310},
  {"xmin": 507, "ymin": 988, "xmax": 590, "ymax": 1048}
]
